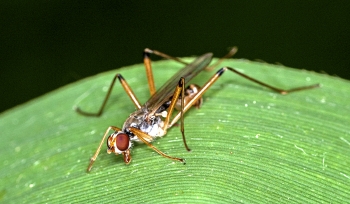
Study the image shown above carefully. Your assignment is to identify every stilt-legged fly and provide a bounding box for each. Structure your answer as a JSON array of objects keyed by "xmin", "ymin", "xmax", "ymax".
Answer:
[{"xmin": 76, "ymin": 47, "xmax": 319, "ymax": 172}]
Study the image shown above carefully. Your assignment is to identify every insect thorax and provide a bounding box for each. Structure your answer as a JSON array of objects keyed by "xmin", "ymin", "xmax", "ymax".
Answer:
[{"xmin": 122, "ymin": 107, "xmax": 165, "ymax": 141}]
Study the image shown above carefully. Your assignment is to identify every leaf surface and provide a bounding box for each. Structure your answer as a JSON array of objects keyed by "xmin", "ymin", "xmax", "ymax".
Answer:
[{"xmin": 1, "ymin": 58, "xmax": 349, "ymax": 203}]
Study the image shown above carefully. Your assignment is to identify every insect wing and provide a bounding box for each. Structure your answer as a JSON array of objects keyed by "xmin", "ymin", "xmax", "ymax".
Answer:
[{"xmin": 145, "ymin": 53, "xmax": 213, "ymax": 111}]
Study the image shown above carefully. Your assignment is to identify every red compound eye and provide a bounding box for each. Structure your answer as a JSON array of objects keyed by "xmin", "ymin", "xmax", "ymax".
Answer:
[{"xmin": 116, "ymin": 133, "xmax": 129, "ymax": 151}]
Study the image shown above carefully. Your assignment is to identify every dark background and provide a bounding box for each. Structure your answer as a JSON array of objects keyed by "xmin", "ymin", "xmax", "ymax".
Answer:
[{"xmin": 1, "ymin": 1, "xmax": 349, "ymax": 113}]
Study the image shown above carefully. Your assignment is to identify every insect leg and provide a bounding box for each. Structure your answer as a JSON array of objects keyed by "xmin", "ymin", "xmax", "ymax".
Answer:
[
  {"xmin": 143, "ymin": 48, "xmax": 190, "ymax": 96},
  {"xmin": 205, "ymin": 47, "xmax": 238, "ymax": 71},
  {"xmin": 169, "ymin": 67, "xmax": 320, "ymax": 126},
  {"xmin": 75, "ymin": 73, "xmax": 141, "ymax": 116},
  {"xmin": 144, "ymin": 48, "xmax": 190, "ymax": 65},
  {"xmin": 221, "ymin": 67, "xmax": 320, "ymax": 94},
  {"xmin": 161, "ymin": 77, "xmax": 191, "ymax": 151},
  {"xmin": 129, "ymin": 127, "xmax": 186, "ymax": 164},
  {"xmin": 143, "ymin": 50, "xmax": 156, "ymax": 96},
  {"xmin": 87, "ymin": 126, "xmax": 122, "ymax": 172}
]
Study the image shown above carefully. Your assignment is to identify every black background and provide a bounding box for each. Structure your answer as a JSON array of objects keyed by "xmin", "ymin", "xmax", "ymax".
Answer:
[{"xmin": 1, "ymin": 1, "xmax": 349, "ymax": 113}]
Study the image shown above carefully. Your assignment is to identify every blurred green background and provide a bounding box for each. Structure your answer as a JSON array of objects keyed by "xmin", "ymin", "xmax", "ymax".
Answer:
[{"xmin": 1, "ymin": 1, "xmax": 349, "ymax": 113}]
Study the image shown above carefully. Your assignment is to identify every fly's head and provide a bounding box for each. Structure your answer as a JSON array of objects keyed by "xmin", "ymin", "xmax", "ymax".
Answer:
[{"xmin": 107, "ymin": 131, "xmax": 132, "ymax": 164}]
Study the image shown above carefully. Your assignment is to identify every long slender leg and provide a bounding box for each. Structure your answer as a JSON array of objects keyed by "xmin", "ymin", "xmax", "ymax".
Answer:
[
  {"xmin": 76, "ymin": 73, "xmax": 141, "ymax": 117},
  {"xmin": 129, "ymin": 127, "xmax": 185, "ymax": 163},
  {"xmin": 169, "ymin": 67, "xmax": 320, "ymax": 126},
  {"xmin": 143, "ymin": 51, "xmax": 156, "ymax": 96},
  {"xmin": 160, "ymin": 77, "xmax": 191, "ymax": 151},
  {"xmin": 222, "ymin": 67, "xmax": 320, "ymax": 94},
  {"xmin": 87, "ymin": 126, "xmax": 122, "ymax": 172},
  {"xmin": 162, "ymin": 78, "xmax": 184, "ymax": 129},
  {"xmin": 205, "ymin": 47, "xmax": 238, "ymax": 71},
  {"xmin": 143, "ymin": 48, "xmax": 190, "ymax": 96},
  {"xmin": 144, "ymin": 48, "xmax": 190, "ymax": 65},
  {"xmin": 179, "ymin": 77, "xmax": 187, "ymax": 150}
]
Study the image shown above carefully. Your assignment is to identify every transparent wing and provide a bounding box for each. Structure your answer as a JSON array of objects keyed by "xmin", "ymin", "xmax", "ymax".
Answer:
[{"xmin": 145, "ymin": 53, "xmax": 213, "ymax": 111}]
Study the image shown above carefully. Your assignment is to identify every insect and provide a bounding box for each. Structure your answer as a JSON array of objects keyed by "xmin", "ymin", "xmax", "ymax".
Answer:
[{"xmin": 76, "ymin": 47, "xmax": 319, "ymax": 172}]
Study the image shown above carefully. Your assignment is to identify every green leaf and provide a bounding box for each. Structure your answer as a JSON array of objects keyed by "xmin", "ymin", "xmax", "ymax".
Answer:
[{"xmin": 1, "ymin": 57, "xmax": 349, "ymax": 203}]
